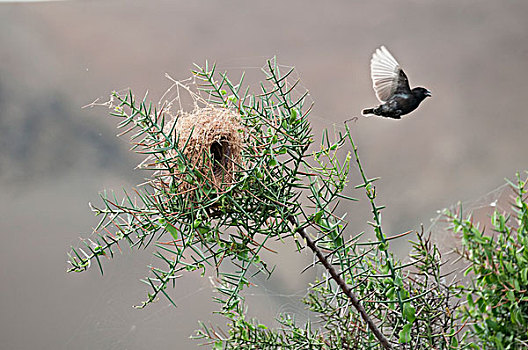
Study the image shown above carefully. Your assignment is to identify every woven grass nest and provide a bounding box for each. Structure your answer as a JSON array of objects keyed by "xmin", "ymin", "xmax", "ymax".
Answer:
[{"xmin": 158, "ymin": 106, "xmax": 244, "ymax": 195}]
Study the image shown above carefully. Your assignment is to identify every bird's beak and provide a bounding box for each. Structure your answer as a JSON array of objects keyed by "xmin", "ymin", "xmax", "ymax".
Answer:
[{"xmin": 425, "ymin": 90, "xmax": 432, "ymax": 97}]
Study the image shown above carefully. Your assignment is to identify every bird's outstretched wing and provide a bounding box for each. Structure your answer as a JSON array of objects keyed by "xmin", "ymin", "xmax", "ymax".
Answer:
[{"xmin": 370, "ymin": 46, "xmax": 410, "ymax": 102}]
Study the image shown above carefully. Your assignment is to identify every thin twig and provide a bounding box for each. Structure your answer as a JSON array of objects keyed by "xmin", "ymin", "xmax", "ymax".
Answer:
[{"xmin": 288, "ymin": 216, "xmax": 393, "ymax": 349}]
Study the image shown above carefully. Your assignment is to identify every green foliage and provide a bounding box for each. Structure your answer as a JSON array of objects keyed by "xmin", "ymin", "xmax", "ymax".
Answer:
[
  {"xmin": 68, "ymin": 59, "xmax": 313, "ymax": 310},
  {"xmin": 68, "ymin": 59, "xmax": 472, "ymax": 349},
  {"xmin": 294, "ymin": 129, "xmax": 462, "ymax": 349},
  {"xmin": 196, "ymin": 309, "xmax": 328, "ymax": 350},
  {"xmin": 195, "ymin": 107, "xmax": 464, "ymax": 348},
  {"xmin": 446, "ymin": 173, "xmax": 528, "ymax": 349}
]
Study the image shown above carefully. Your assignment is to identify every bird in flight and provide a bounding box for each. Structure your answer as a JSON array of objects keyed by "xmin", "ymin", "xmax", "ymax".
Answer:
[{"xmin": 362, "ymin": 46, "xmax": 431, "ymax": 119}]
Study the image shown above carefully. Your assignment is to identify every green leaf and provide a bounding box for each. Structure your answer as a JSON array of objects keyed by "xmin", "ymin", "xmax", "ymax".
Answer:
[
  {"xmin": 165, "ymin": 223, "xmax": 178, "ymax": 240},
  {"xmin": 466, "ymin": 293, "xmax": 474, "ymax": 308},
  {"xmin": 380, "ymin": 262, "xmax": 390, "ymax": 274},
  {"xmin": 177, "ymin": 160, "xmax": 186, "ymax": 173},
  {"xmin": 192, "ymin": 219, "xmax": 203, "ymax": 229},
  {"xmin": 289, "ymin": 108, "xmax": 298, "ymax": 123},
  {"xmin": 450, "ymin": 335, "xmax": 459, "ymax": 348},
  {"xmin": 197, "ymin": 226, "xmax": 209, "ymax": 235},
  {"xmin": 521, "ymin": 268, "xmax": 528, "ymax": 284},
  {"xmin": 386, "ymin": 286, "xmax": 395, "ymax": 301},
  {"xmin": 314, "ymin": 211, "xmax": 323, "ymax": 225},
  {"xmin": 398, "ymin": 322, "xmax": 413, "ymax": 343},
  {"xmin": 402, "ymin": 302, "xmax": 416, "ymax": 323},
  {"xmin": 510, "ymin": 306, "xmax": 524, "ymax": 326},
  {"xmin": 394, "ymin": 275, "xmax": 403, "ymax": 287}
]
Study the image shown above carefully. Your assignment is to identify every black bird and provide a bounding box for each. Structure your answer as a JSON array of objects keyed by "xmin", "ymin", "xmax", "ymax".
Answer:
[{"xmin": 362, "ymin": 46, "xmax": 431, "ymax": 119}]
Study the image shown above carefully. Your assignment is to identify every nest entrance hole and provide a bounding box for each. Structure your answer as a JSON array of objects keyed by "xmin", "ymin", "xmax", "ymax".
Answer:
[{"xmin": 210, "ymin": 137, "xmax": 231, "ymax": 177}]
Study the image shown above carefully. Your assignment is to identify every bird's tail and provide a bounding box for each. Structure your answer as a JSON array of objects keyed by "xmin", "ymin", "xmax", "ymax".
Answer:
[{"xmin": 362, "ymin": 108, "xmax": 375, "ymax": 116}]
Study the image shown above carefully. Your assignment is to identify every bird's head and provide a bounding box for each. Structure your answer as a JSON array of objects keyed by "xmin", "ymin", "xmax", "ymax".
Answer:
[{"xmin": 412, "ymin": 87, "xmax": 432, "ymax": 100}]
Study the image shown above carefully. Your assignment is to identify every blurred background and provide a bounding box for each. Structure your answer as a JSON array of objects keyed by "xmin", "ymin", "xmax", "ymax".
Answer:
[{"xmin": 1, "ymin": 1, "xmax": 527, "ymax": 349}]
